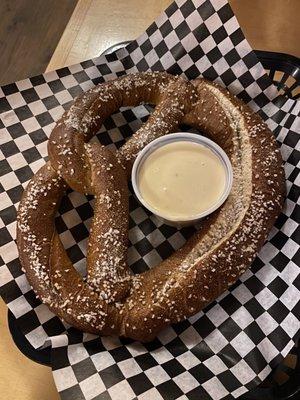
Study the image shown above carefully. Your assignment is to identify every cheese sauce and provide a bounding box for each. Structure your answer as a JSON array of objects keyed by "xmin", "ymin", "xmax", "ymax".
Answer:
[{"xmin": 138, "ymin": 141, "xmax": 227, "ymax": 219}]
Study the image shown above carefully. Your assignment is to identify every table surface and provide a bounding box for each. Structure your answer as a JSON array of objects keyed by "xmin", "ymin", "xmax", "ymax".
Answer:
[{"xmin": 1, "ymin": 1, "xmax": 299, "ymax": 399}]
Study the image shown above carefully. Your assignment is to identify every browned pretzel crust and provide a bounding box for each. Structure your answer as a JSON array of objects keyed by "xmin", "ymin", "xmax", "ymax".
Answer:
[{"xmin": 17, "ymin": 72, "xmax": 285, "ymax": 342}]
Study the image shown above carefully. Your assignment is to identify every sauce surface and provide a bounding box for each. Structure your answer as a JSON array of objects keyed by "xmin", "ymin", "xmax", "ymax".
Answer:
[{"xmin": 138, "ymin": 141, "xmax": 227, "ymax": 219}]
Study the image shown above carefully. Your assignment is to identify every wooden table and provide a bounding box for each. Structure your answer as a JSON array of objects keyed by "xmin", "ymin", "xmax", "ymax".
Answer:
[
  {"xmin": 47, "ymin": 0, "xmax": 300, "ymax": 72},
  {"xmin": 1, "ymin": 1, "xmax": 299, "ymax": 399}
]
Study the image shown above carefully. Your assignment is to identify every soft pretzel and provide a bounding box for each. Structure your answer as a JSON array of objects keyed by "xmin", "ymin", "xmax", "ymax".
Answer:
[{"xmin": 17, "ymin": 72, "xmax": 284, "ymax": 342}]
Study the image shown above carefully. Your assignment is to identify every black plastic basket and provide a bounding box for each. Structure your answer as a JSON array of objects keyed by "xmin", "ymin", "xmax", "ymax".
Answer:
[
  {"xmin": 255, "ymin": 50, "xmax": 300, "ymax": 100},
  {"xmin": 7, "ymin": 46, "xmax": 300, "ymax": 399}
]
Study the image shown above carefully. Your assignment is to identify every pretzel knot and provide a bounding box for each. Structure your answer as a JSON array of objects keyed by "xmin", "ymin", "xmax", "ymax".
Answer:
[{"xmin": 17, "ymin": 72, "xmax": 284, "ymax": 342}]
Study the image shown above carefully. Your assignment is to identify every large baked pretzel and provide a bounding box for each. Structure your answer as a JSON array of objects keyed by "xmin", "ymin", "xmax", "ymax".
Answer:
[{"xmin": 17, "ymin": 72, "xmax": 284, "ymax": 342}]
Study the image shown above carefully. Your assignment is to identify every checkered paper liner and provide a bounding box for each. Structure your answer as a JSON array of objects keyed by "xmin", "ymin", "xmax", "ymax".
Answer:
[{"xmin": 0, "ymin": 0, "xmax": 299, "ymax": 399}]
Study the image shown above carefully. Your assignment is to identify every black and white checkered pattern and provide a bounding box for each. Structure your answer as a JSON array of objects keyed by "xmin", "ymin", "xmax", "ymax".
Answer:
[{"xmin": 1, "ymin": 0, "xmax": 299, "ymax": 399}]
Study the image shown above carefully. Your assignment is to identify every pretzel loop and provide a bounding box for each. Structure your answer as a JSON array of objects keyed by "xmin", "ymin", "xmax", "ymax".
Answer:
[{"xmin": 17, "ymin": 73, "xmax": 284, "ymax": 341}]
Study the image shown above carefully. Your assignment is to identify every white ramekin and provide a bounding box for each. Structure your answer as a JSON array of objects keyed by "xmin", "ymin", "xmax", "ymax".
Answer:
[{"xmin": 131, "ymin": 133, "xmax": 233, "ymax": 227}]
